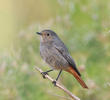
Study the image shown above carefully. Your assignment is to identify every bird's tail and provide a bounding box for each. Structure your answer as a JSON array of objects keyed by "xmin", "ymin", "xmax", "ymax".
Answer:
[{"xmin": 65, "ymin": 67, "xmax": 88, "ymax": 89}]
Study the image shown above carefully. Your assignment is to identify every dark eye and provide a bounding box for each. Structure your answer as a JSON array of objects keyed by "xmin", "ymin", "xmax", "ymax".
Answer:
[{"xmin": 47, "ymin": 33, "xmax": 50, "ymax": 36}]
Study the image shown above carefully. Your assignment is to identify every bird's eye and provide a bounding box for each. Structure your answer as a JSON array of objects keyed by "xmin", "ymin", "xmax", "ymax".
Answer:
[{"xmin": 47, "ymin": 33, "xmax": 50, "ymax": 36}]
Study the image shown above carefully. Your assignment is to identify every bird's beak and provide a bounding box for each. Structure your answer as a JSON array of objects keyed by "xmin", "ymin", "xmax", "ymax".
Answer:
[{"xmin": 36, "ymin": 32, "xmax": 42, "ymax": 35}]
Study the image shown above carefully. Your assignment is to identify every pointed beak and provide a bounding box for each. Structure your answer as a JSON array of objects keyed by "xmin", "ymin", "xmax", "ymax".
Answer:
[{"xmin": 36, "ymin": 32, "xmax": 42, "ymax": 35}]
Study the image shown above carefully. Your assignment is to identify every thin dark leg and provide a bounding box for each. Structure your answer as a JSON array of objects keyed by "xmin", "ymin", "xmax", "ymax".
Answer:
[
  {"xmin": 56, "ymin": 69, "xmax": 62, "ymax": 81},
  {"xmin": 45, "ymin": 69, "xmax": 53, "ymax": 73},
  {"xmin": 41, "ymin": 69, "xmax": 53, "ymax": 78},
  {"xmin": 52, "ymin": 69, "xmax": 62, "ymax": 86}
]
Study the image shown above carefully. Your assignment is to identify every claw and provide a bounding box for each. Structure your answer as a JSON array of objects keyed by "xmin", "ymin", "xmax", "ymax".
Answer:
[
  {"xmin": 52, "ymin": 80, "xmax": 57, "ymax": 86},
  {"xmin": 41, "ymin": 72, "xmax": 48, "ymax": 79}
]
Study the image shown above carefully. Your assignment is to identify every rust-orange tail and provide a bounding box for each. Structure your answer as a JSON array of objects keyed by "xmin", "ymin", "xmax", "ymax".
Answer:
[{"xmin": 65, "ymin": 67, "xmax": 88, "ymax": 89}]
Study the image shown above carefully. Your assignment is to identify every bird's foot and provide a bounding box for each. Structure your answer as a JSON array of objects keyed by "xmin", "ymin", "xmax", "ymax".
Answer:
[
  {"xmin": 52, "ymin": 80, "xmax": 57, "ymax": 86},
  {"xmin": 41, "ymin": 72, "xmax": 48, "ymax": 79}
]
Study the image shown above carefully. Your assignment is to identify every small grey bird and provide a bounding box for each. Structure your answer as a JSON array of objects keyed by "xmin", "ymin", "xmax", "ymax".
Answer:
[{"xmin": 36, "ymin": 30, "xmax": 88, "ymax": 89}]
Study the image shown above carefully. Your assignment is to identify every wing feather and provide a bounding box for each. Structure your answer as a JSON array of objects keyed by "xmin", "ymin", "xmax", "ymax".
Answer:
[{"xmin": 53, "ymin": 41, "xmax": 81, "ymax": 76}]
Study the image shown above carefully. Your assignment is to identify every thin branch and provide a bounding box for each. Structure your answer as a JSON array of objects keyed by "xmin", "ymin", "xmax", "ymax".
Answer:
[
  {"xmin": 47, "ymin": 91, "xmax": 72, "ymax": 100},
  {"xmin": 35, "ymin": 67, "xmax": 80, "ymax": 100}
]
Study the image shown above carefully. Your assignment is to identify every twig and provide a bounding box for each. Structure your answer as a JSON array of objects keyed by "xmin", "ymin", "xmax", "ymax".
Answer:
[
  {"xmin": 47, "ymin": 91, "xmax": 72, "ymax": 100},
  {"xmin": 35, "ymin": 67, "xmax": 80, "ymax": 100}
]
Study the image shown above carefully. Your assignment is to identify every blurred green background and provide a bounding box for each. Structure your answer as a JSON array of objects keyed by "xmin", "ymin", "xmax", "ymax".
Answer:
[{"xmin": 0, "ymin": 0, "xmax": 110, "ymax": 100}]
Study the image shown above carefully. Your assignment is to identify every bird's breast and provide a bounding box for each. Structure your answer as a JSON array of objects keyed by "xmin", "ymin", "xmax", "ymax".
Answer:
[{"xmin": 40, "ymin": 43, "xmax": 69, "ymax": 69}]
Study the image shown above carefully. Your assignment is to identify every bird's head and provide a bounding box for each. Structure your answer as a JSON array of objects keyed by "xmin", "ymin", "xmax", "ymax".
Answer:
[{"xmin": 36, "ymin": 30, "xmax": 58, "ymax": 43}]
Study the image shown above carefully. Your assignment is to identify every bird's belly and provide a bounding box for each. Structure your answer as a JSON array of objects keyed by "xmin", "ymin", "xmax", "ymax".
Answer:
[{"xmin": 40, "ymin": 46, "xmax": 68, "ymax": 70}]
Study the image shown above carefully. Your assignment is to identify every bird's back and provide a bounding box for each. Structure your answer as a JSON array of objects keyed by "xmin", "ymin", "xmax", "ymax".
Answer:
[{"xmin": 52, "ymin": 37, "xmax": 81, "ymax": 76}]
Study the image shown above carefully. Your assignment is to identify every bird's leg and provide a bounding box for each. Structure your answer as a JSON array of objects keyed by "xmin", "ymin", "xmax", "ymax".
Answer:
[
  {"xmin": 52, "ymin": 69, "xmax": 62, "ymax": 86},
  {"xmin": 41, "ymin": 69, "xmax": 53, "ymax": 78}
]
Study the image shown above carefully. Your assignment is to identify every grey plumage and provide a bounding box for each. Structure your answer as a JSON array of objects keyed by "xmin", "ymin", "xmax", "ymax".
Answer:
[{"xmin": 39, "ymin": 30, "xmax": 81, "ymax": 76}]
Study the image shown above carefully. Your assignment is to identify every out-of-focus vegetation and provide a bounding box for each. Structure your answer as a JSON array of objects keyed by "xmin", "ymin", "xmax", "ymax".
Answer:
[{"xmin": 0, "ymin": 0, "xmax": 110, "ymax": 100}]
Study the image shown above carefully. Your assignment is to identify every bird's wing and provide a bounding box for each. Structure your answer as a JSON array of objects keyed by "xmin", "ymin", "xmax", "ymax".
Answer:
[{"xmin": 53, "ymin": 42, "xmax": 81, "ymax": 76}]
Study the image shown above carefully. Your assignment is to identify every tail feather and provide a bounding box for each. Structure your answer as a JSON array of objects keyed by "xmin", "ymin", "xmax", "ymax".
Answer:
[{"xmin": 66, "ymin": 67, "xmax": 88, "ymax": 89}]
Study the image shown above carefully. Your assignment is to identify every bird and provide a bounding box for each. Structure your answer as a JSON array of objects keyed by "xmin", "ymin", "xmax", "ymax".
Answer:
[{"xmin": 36, "ymin": 29, "xmax": 88, "ymax": 89}]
